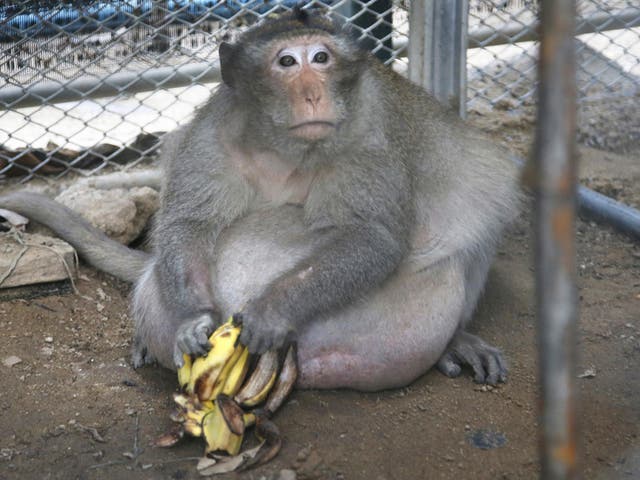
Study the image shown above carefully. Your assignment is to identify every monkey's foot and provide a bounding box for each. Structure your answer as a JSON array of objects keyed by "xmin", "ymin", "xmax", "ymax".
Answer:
[
  {"xmin": 436, "ymin": 331, "xmax": 507, "ymax": 385},
  {"xmin": 131, "ymin": 336, "xmax": 157, "ymax": 368}
]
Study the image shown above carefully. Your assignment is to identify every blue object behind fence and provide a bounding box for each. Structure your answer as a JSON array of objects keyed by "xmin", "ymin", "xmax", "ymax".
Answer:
[{"xmin": 0, "ymin": 1, "xmax": 335, "ymax": 40}]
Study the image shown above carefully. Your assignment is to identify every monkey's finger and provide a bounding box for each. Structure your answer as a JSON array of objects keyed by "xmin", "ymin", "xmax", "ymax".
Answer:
[
  {"xmin": 248, "ymin": 334, "xmax": 268, "ymax": 356},
  {"xmin": 175, "ymin": 331, "xmax": 208, "ymax": 363},
  {"xmin": 193, "ymin": 320, "xmax": 213, "ymax": 351},
  {"xmin": 173, "ymin": 343, "xmax": 186, "ymax": 368},
  {"xmin": 239, "ymin": 327, "xmax": 253, "ymax": 351}
]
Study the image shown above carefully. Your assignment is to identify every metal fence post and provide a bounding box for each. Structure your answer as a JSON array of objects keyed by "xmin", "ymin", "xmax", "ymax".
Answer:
[
  {"xmin": 533, "ymin": 0, "xmax": 579, "ymax": 479},
  {"xmin": 407, "ymin": 0, "xmax": 469, "ymax": 118}
]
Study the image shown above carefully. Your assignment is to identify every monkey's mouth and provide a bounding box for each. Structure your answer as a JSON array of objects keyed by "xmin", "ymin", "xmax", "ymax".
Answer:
[{"xmin": 289, "ymin": 121, "xmax": 336, "ymax": 140}]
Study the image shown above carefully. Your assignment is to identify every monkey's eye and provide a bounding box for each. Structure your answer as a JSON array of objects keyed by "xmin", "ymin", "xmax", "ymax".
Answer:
[
  {"xmin": 313, "ymin": 51, "xmax": 329, "ymax": 63},
  {"xmin": 279, "ymin": 55, "xmax": 297, "ymax": 67}
]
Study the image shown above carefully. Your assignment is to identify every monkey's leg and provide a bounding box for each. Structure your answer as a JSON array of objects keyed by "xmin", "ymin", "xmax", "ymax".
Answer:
[
  {"xmin": 294, "ymin": 259, "xmax": 466, "ymax": 391},
  {"xmin": 436, "ymin": 252, "xmax": 508, "ymax": 385},
  {"xmin": 129, "ymin": 262, "xmax": 217, "ymax": 369}
]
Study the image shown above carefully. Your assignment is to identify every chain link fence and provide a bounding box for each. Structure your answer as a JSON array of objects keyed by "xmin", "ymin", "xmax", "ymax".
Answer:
[
  {"xmin": 467, "ymin": 0, "xmax": 640, "ymax": 111},
  {"xmin": 0, "ymin": 0, "xmax": 638, "ymax": 181}
]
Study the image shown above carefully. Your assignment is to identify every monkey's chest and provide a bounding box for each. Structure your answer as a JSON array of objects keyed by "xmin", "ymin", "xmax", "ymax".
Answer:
[
  {"xmin": 253, "ymin": 169, "xmax": 315, "ymax": 206},
  {"xmin": 233, "ymin": 150, "xmax": 315, "ymax": 206}
]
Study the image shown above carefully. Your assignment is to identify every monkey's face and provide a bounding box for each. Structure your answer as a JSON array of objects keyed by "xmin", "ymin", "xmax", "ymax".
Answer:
[
  {"xmin": 221, "ymin": 33, "xmax": 362, "ymax": 143},
  {"xmin": 264, "ymin": 36, "xmax": 342, "ymax": 141}
]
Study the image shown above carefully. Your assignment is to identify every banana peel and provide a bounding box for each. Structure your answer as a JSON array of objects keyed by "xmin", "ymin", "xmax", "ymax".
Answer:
[
  {"xmin": 155, "ymin": 316, "xmax": 298, "ymax": 475},
  {"xmin": 188, "ymin": 320, "xmax": 242, "ymax": 401},
  {"xmin": 235, "ymin": 349, "xmax": 278, "ymax": 407}
]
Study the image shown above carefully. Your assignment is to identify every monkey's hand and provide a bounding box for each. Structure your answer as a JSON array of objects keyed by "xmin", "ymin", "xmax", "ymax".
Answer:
[
  {"xmin": 172, "ymin": 313, "xmax": 219, "ymax": 367},
  {"xmin": 237, "ymin": 298, "xmax": 295, "ymax": 355}
]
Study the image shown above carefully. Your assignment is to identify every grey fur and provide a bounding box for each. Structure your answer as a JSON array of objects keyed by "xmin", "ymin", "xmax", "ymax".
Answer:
[{"xmin": 0, "ymin": 11, "xmax": 521, "ymax": 391}]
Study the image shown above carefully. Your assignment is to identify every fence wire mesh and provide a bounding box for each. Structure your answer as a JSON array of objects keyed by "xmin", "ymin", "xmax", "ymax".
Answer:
[
  {"xmin": 0, "ymin": 0, "xmax": 638, "ymax": 181},
  {"xmin": 467, "ymin": 0, "xmax": 640, "ymax": 111}
]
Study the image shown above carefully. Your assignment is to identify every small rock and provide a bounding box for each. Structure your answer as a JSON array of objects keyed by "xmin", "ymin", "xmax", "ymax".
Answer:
[
  {"xmin": 44, "ymin": 337, "xmax": 53, "ymax": 343},
  {"xmin": 40, "ymin": 346, "xmax": 54, "ymax": 357},
  {"xmin": 467, "ymin": 429, "xmax": 507, "ymax": 450},
  {"xmin": 56, "ymin": 185, "xmax": 159, "ymax": 245},
  {"xmin": 1, "ymin": 448, "xmax": 18, "ymax": 462},
  {"xmin": 278, "ymin": 469, "xmax": 297, "ymax": 480},
  {"xmin": 96, "ymin": 303, "xmax": 105, "ymax": 313},
  {"xmin": 578, "ymin": 367, "xmax": 597, "ymax": 378},
  {"xmin": 296, "ymin": 447, "xmax": 310, "ymax": 462},
  {"xmin": 3, "ymin": 356, "xmax": 22, "ymax": 367}
]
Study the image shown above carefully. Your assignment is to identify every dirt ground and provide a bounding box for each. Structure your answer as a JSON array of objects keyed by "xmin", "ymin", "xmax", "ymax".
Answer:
[{"xmin": 1, "ymin": 110, "xmax": 639, "ymax": 480}]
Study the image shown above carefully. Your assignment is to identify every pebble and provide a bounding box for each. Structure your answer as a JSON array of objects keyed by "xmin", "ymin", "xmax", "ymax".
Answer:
[
  {"xmin": 40, "ymin": 346, "xmax": 54, "ymax": 357},
  {"xmin": 44, "ymin": 337, "xmax": 53, "ymax": 343},
  {"xmin": 2, "ymin": 356, "xmax": 22, "ymax": 367},
  {"xmin": 278, "ymin": 469, "xmax": 297, "ymax": 480},
  {"xmin": 296, "ymin": 447, "xmax": 310, "ymax": 462}
]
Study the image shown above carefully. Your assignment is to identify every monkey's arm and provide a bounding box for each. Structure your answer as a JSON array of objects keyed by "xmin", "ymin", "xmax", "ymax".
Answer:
[
  {"xmin": 150, "ymin": 155, "xmax": 253, "ymax": 363},
  {"xmin": 239, "ymin": 156, "xmax": 413, "ymax": 354}
]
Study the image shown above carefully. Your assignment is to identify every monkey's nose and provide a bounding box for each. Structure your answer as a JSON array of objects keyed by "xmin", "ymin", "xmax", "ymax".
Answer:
[{"xmin": 305, "ymin": 92, "xmax": 321, "ymax": 108}]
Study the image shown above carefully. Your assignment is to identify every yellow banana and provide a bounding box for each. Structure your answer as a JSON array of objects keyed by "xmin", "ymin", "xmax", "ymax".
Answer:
[
  {"xmin": 187, "ymin": 319, "xmax": 242, "ymax": 401},
  {"xmin": 234, "ymin": 349, "xmax": 278, "ymax": 407},
  {"xmin": 210, "ymin": 344, "xmax": 249, "ymax": 399},
  {"xmin": 221, "ymin": 345, "xmax": 250, "ymax": 396},
  {"xmin": 161, "ymin": 319, "xmax": 294, "ymax": 464},
  {"xmin": 202, "ymin": 403, "xmax": 243, "ymax": 456}
]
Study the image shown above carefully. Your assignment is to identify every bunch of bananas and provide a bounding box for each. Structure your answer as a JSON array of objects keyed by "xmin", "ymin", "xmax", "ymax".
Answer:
[{"xmin": 156, "ymin": 317, "xmax": 297, "ymax": 473}]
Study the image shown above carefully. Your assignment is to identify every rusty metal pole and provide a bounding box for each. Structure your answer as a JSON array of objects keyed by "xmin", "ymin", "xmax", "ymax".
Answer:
[{"xmin": 534, "ymin": 0, "xmax": 579, "ymax": 479}]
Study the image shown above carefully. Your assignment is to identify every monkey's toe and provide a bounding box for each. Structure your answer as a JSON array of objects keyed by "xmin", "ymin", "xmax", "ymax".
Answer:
[
  {"xmin": 131, "ymin": 338, "xmax": 157, "ymax": 369},
  {"xmin": 436, "ymin": 330, "xmax": 507, "ymax": 386},
  {"xmin": 436, "ymin": 355, "xmax": 463, "ymax": 378}
]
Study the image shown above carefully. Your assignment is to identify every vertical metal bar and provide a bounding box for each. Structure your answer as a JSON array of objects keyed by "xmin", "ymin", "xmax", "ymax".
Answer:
[
  {"xmin": 408, "ymin": 0, "xmax": 468, "ymax": 118},
  {"xmin": 533, "ymin": 0, "xmax": 579, "ymax": 479}
]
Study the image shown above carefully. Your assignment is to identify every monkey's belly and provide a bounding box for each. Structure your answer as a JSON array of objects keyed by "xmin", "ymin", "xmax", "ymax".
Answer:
[
  {"xmin": 212, "ymin": 205, "xmax": 325, "ymax": 313},
  {"xmin": 211, "ymin": 205, "xmax": 463, "ymax": 390}
]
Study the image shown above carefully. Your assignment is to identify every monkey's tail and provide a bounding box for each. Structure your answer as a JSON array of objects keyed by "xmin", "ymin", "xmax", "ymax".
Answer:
[{"xmin": 0, "ymin": 191, "xmax": 150, "ymax": 283}]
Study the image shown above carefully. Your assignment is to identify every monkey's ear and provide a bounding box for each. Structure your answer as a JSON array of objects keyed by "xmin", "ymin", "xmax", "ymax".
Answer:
[{"xmin": 219, "ymin": 42, "xmax": 238, "ymax": 88}]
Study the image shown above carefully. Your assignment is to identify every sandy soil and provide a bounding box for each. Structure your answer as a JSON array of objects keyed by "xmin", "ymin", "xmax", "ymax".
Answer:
[{"xmin": 1, "ymin": 117, "xmax": 639, "ymax": 480}]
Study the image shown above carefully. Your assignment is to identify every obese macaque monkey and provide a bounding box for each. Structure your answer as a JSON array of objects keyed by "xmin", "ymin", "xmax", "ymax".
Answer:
[{"xmin": 0, "ymin": 9, "xmax": 521, "ymax": 391}]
